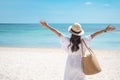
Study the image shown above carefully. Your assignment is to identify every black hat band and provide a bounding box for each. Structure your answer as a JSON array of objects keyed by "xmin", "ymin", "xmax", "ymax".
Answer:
[{"xmin": 71, "ymin": 29, "xmax": 81, "ymax": 34}]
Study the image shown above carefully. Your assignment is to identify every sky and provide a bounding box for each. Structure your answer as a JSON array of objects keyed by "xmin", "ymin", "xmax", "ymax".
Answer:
[{"xmin": 0, "ymin": 0, "xmax": 120, "ymax": 23}]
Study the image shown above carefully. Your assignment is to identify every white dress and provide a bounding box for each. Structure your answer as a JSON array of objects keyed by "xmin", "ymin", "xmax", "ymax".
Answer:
[{"xmin": 60, "ymin": 34, "xmax": 92, "ymax": 80}]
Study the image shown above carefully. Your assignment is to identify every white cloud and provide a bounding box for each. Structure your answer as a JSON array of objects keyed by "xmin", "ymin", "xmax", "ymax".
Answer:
[
  {"xmin": 104, "ymin": 4, "xmax": 110, "ymax": 7},
  {"xmin": 84, "ymin": 2, "xmax": 92, "ymax": 5}
]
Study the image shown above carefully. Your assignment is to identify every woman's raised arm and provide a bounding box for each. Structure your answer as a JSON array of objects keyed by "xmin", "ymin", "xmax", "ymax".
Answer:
[
  {"xmin": 40, "ymin": 21, "xmax": 62, "ymax": 37},
  {"xmin": 91, "ymin": 24, "xmax": 116, "ymax": 39}
]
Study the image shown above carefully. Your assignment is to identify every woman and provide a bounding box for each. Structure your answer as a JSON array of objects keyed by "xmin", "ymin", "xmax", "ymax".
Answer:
[{"xmin": 40, "ymin": 21, "xmax": 116, "ymax": 80}]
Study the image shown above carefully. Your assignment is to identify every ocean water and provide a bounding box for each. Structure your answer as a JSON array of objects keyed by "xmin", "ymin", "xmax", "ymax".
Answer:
[{"xmin": 0, "ymin": 23, "xmax": 120, "ymax": 50}]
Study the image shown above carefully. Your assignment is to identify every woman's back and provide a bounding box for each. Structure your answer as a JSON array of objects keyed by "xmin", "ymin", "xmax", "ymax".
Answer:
[
  {"xmin": 60, "ymin": 34, "xmax": 92, "ymax": 55},
  {"xmin": 60, "ymin": 35, "xmax": 92, "ymax": 80}
]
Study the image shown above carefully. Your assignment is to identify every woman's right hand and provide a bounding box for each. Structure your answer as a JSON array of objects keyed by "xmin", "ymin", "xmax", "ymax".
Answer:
[{"xmin": 40, "ymin": 20, "xmax": 48, "ymax": 28}]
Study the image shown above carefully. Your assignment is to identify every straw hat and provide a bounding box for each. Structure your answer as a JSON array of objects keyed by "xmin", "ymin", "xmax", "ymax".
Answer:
[{"xmin": 68, "ymin": 23, "xmax": 84, "ymax": 36}]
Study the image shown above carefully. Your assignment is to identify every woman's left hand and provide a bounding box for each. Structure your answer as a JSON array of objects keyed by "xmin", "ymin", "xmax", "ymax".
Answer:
[{"xmin": 105, "ymin": 24, "xmax": 116, "ymax": 32}]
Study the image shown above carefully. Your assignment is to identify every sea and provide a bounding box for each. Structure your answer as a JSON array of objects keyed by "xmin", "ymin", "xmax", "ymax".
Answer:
[{"xmin": 0, "ymin": 23, "xmax": 120, "ymax": 50}]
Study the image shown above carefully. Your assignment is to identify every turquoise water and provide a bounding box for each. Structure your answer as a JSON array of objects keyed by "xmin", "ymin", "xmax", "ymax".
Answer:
[{"xmin": 0, "ymin": 23, "xmax": 120, "ymax": 50}]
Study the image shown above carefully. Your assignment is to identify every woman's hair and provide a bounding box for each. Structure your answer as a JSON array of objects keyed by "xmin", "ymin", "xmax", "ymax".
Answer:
[{"xmin": 68, "ymin": 34, "xmax": 82, "ymax": 52}]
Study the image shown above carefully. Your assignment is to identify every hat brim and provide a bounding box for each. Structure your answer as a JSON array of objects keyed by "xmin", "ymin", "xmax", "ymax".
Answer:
[{"xmin": 68, "ymin": 26, "xmax": 84, "ymax": 36}]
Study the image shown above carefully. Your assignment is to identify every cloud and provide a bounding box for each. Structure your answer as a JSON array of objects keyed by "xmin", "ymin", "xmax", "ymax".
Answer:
[
  {"xmin": 84, "ymin": 2, "xmax": 92, "ymax": 5},
  {"xmin": 104, "ymin": 4, "xmax": 110, "ymax": 7}
]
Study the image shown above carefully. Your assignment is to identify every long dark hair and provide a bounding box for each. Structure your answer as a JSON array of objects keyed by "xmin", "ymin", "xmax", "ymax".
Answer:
[{"xmin": 68, "ymin": 34, "xmax": 82, "ymax": 52}]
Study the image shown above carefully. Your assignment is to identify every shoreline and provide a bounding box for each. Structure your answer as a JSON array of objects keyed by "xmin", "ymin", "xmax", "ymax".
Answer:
[{"xmin": 0, "ymin": 46, "xmax": 119, "ymax": 53}]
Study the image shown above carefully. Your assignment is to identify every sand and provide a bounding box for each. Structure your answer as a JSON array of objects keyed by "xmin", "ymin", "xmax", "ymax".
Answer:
[{"xmin": 0, "ymin": 47, "xmax": 120, "ymax": 80}]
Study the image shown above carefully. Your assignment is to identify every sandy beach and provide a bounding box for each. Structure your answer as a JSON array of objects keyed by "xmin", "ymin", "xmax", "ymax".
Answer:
[{"xmin": 0, "ymin": 47, "xmax": 120, "ymax": 80}]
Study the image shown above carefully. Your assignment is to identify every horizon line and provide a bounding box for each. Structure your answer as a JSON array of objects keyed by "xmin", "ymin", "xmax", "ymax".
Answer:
[{"xmin": 0, "ymin": 22, "xmax": 120, "ymax": 24}]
